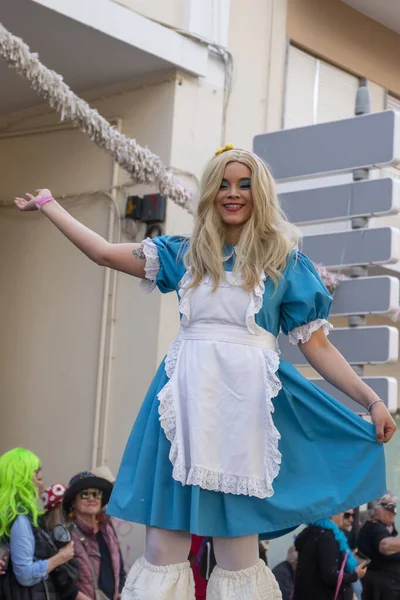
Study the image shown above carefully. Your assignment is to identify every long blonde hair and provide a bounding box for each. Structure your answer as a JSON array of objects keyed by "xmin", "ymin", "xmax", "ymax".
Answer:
[{"xmin": 186, "ymin": 148, "xmax": 300, "ymax": 291}]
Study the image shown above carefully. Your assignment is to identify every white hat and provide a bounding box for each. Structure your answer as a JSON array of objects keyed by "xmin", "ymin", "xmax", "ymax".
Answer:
[{"xmin": 92, "ymin": 465, "xmax": 116, "ymax": 483}]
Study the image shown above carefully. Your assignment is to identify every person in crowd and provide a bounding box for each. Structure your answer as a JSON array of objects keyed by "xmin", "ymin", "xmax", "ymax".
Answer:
[
  {"xmin": 41, "ymin": 484, "xmax": 68, "ymax": 532},
  {"xmin": 41, "ymin": 483, "xmax": 91, "ymax": 600},
  {"xmin": 357, "ymin": 493, "xmax": 400, "ymax": 599},
  {"xmin": 197, "ymin": 537, "xmax": 216, "ymax": 584},
  {"xmin": 259, "ymin": 540, "xmax": 269, "ymax": 565},
  {"xmin": 341, "ymin": 509, "xmax": 362, "ymax": 600},
  {"xmin": 189, "ymin": 535, "xmax": 208, "ymax": 600},
  {"xmin": 0, "ymin": 448, "xmax": 76, "ymax": 599},
  {"xmin": 293, "ymin": 513, "xmax": 367, "ymax": 600},
  {"xmin": 272, "ymin": 546, "xmax": 297, "ymax": 600},
  {"xmin": 15, "ymin": 147, "xmax": 395, "ymax": 600},
  {"xmin": 342, "ymin": 510, "xmax": 356, "ymax": 549},
  {"xmin": 64, "ymin": 471, "xmax": 126, "ymax": 600}
]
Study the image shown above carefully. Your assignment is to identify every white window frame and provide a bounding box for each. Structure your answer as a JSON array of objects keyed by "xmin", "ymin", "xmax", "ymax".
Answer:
[
  {"xmin": 283, "ymin": 44, "xmax": 381, "ymax": 130},
  {"xmin": 183, "ymin": 0, "xmax": 231, "ymax": 47}
]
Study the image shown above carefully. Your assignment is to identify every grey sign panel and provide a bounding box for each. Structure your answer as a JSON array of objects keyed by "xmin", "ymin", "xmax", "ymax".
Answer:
[
  {"xmin": 279, "ymin": 326, "xmax": 399, "ymax": 365},
  {"xmin": 254, "ymin": 110, "xmax": 400, "ymax": 181},
  {"xmin": 279, "ymin": 178, "xmax": 400, "ymax": 225},
  {"xmin": 330, "ymin": 276, "xmax": 400, "ymax": 316},
  {"xmin": 302, "ymin": 227, "xmax": 400, "ymax": 268},
  {"xmin": 310, "ymin": 377, "xmax": 398, "ymax": 414}
]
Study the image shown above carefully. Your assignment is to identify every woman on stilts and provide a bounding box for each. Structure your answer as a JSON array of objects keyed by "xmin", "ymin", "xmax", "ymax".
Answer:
[{"xmin": 15, "ymin": 146, "xmax": 396, "ymax": 600}]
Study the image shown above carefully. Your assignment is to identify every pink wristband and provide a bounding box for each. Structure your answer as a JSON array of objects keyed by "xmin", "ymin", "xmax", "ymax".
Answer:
[{"xmin": 36, "ymin": 195, "xmax": 55, "ymax": 210}]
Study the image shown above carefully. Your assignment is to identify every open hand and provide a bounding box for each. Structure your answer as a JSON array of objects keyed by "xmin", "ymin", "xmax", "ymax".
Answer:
[
  {"xmin": 370, "ymin": 402, "xmax": 396, "ymax": 444},
  {"xmin": 15, "ymin": 189, "xmax": 52, "ymax": 211}
]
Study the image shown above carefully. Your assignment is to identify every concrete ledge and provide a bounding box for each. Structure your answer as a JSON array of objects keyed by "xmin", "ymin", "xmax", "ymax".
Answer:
[{"xmin": 31, "ymin": 0, "xmax": 208, "ymax": 77}]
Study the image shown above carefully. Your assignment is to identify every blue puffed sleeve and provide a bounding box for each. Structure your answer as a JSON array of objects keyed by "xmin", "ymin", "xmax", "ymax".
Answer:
[
  {"xmin": 280, "ymin": 251, "xmax": 333, "ymax": 344},
  {"xmin": 141, "ymin": 235, "xmax": 189, "ymax": 294}
]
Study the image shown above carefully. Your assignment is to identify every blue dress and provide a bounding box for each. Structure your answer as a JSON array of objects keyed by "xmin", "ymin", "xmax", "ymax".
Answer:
[{"xmin": 107, "ymin": 236, "xmax": 386, "ymax": 539}]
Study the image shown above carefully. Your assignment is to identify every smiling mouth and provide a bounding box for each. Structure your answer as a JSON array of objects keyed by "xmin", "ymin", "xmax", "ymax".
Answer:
[{"xmin": 222, "ymin": 203, "xmax": 244, "ymax": 212}]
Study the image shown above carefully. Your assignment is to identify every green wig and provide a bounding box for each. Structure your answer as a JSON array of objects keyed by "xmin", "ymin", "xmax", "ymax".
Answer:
[{"xmin": 0, "ymin": 448, "xmax": 43, "ymax": 539}]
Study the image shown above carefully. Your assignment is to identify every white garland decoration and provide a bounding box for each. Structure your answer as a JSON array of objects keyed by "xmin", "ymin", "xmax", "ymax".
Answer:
[{"xmin": 0, "ymin": 21, "xmax": 194, "ymax": 213}]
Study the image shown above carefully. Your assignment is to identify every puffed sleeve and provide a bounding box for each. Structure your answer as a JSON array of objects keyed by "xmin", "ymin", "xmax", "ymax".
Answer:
[
  {"xmin": 280, "ymin": 251, "xmax": 333, "ymax": 345},
  {"xmin": 141, "ymin": 235, "xmax": 188, "ymax": 294}
]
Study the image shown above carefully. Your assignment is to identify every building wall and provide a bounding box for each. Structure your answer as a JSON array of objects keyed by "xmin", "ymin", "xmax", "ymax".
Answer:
[
  {"xmin": 287, "ymin": 0, "xmax": 400, "ymax": 97},
  {"xmin": 111, "ymin": 0, "xmax": 184, "ymax": 29},
  {"xmin": 0, "ymin": 73, "xmax": 178, "ymax": 484},
  {"xmin": 225, "ymin": 0, "xmax": 288, "ymax": 145}
]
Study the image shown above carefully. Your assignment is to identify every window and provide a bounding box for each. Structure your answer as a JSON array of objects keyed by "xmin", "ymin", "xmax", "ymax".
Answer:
[
  {"xmin": 284, "ymin": 46, "xmax": 317, "ymax": 129},
  {"xmin": 284, "ymin": 45, "xmax": 386, "ymax": 129},
  {"xmin": 317, "ymin": 61, "xmax": 359, "ymax": 124},
  {"xmin": 387, "ymin": 93, "xmax": 400, "ymax": 112}
]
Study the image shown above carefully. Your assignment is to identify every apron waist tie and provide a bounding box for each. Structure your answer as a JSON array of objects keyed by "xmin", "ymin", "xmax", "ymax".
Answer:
[{"xmin": 180, "ymin": 322, "xmax": 277, "ymax": 350}]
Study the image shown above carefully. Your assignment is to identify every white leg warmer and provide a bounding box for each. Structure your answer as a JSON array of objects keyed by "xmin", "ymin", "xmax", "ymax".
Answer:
[
  {"xmin": 206, "ymin": 559, "xmax": 282, "ymax": 600},
  {"xmin": 121, "ymin": 555, "xmax": 195, "ymax": 600}
]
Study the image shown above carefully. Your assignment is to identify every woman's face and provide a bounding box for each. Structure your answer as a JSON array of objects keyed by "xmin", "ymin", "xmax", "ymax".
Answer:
[
  {"xmin": 33, "ymin": 468, "xmax": 45, "ymax": 494},
  {"xmin": 331, "ymin": 513, "xmax": 344, "ymax": 528},
  {"xmin": 73, "ymin": 488, "xmax": 102, "ymax": 519},
  {"xmin": 376, "ymin": 505, "xmax": 396, "ymax": 527},
  {"xmin": 214, "ymin": 162, "xmax": 254, "ymax": 232}
]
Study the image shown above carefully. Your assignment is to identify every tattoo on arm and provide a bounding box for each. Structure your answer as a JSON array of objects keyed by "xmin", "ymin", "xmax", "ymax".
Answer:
[{"xmin": 132, "ymin": 245, "xmax": 145, "ymax": 260}]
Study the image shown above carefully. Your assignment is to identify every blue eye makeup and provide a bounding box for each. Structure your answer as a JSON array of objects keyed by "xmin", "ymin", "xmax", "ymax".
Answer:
[
  {"xmin": 219, "ymin": 178, "xmax": 251, "ymax": 189},
  {"xmin": 239, "ymin": 179, "xmax": 251, "ymax": 189}
]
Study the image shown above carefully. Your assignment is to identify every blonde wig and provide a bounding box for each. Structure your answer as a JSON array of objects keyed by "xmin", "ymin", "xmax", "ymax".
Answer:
[{"xmin": 186, "ymin": 148, "xmax": 300, "ymax": 291}]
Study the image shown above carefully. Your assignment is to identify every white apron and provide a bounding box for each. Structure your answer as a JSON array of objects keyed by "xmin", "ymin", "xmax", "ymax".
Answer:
[{"xmin": 158, "ymin": 270, "xmax": 283, "ymax": 499}]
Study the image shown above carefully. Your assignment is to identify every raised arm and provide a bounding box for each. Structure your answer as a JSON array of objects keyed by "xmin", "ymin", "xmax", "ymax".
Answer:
[
  {"xmin": 299, "ymin": 328, "xmax": 396, "ymax": 444},
  {"xmin": 15, "ymin": 189, "xmax": 146, "ymax": 278}
]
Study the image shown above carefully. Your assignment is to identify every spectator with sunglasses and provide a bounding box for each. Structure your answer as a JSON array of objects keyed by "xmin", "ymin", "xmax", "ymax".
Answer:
[
  {"xmin": 41, "ymin": 483, "xmax": 91, "ymax": 600},
  {"xmin": 0, "ymin": 448, "xmax": 76, "ymax": 600},
  {"xmin": 342, "ymin": 510, "xmax": 356, "ymax": 549},
  {"xmin": 341, "ymin": 510, "xmax": 362, "ymax": 600},
  {"xmin": 64, "ymin": 472, "xmax": 126, "ymax": 600},
  {"xmin": 293, "ymin": 512, "xmax": 367, "ymax": 600},
  {"xmin": 357, "ymin": 493, "xmax": 400, "ymax": 600}
]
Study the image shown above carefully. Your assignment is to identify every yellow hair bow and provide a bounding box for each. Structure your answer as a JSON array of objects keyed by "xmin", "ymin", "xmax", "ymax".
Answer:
[{"xmin": 215, "ymin": 143, "xmax": 234, "ymax": 156}]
